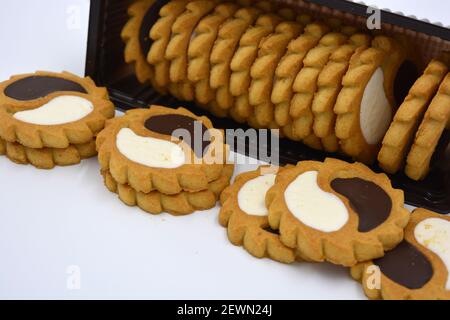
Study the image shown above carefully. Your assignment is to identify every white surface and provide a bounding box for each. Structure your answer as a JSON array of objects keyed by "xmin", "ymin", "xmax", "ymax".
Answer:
[
  {"xmin": 14, "ymin": 95, "xmax": 94, "ymax": 125},
  {"xmin": 0, "ymin": 0, "xmax": 443, "ymax": 300}
]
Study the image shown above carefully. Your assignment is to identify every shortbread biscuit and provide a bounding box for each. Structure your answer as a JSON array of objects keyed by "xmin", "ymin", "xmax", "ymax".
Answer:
[
  {"xmin": 165, "ymin": 0, "xmax": 219, "ymax": 101},
  {"xmin": 121, "ymin": 0, "xmax": 156, "ymax": 85},
  {"xmin": 147, "ymin": 0, "xmax": 190, "ymax": 93},
  {"xmin": 103, "ymin": 164, "xmax": 234, "ymax": 216},
  {"xmin": 0, "ymin": 137, "xmax": 96, "ymax": 169},
  {"xmin": 266, "ymin": 158, "xmax": 410, "ymax": 266},
  {"xmin": 351, "ymin": 208, "xmax": 450, "ymax": 300},
  {"xmin": 334, "ymin": 36, "xmax": 405, "ymax": 164},
  {"xmin": 187, "ymin": 2, "xmax": 240, "ymax": 105},
  {"xmin": 96, "ymin": 105, "xmax": 227, "ymax": 195},
  {"xmin": 210, "ymin": 7, "xmax": 262, "ymax": 110},
  {"xmin": 229, "ymin": 14, "xmax": 282, "ymax": 123},
  {"xmin": 219, "ymin": 166, "xmax": 299, "ymax": 263},
  {"xmin": 405, "ymin": 73, "xmax": 450, "ymax": 180},
  {"xmin": 272, "ymin": 22, "xmax": 330, "ymax": 127},
  {"xmin": 312, "ymin": 34, "xmax": 372, "ymax": 153},
  {"xmin": 378, "ymin": 60, "xmax": 448, "ymax": 174},
  {"xmin": 0, "ymin": 71, "xmax": 115, "ymax": 149},
  {"xmin": 248, "ymin": 22, "xmax": 303, "ymax": 127},
  {"xmin": 289, "ymin": 32, "xmax": 348, "ymax": 140}
]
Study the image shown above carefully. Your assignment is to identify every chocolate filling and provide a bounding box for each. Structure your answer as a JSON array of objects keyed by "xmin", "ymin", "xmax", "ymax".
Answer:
[
  {"xmin": 4, "ymin": 76, "xmax": 87, "ymax": 101},
  {"xmin": 144, "ymin": 114, "xmax": 211, "ymax": 158},
  {"xmin": 394, "ymin": 60, "xmax": 419, "ymax": 107},
  {"xmin": 374, "ymin": 241, "xmax": 433, "ymax": 290},
  {"xmin": 138, "ymin": 1, "xmax": 165, "ymax": 56},
  {"xmin": 331, "ymin": 178, "xmax": 392, "ymax": 232},
  {"xmin": 263, "ymin": 226, "xmax": 280, "ymax": 235}
]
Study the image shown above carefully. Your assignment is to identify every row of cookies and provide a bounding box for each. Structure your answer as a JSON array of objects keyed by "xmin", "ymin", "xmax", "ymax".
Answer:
[
  {"xmin": 96, "ymin": 105, "xmax": 234, "ymax": 215},
  {"xmin": 123, "ymin": 0, "xmax": 449, "ymax": 181},
  {"xmin": 220, "ymin": 159, "xmax": 450, "ymax": 299},
  {"xmin": 0, "ymin": 71, "xmax": 115, "ymax": 169}
]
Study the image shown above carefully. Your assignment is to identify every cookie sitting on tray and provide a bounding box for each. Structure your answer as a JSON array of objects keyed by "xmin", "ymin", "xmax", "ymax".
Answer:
[{"xmin": 0, "ymin": 71, "xmax": 115, "ymax": 169}]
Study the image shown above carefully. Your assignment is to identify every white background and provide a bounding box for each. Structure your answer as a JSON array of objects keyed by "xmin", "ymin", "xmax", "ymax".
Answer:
[{"xmin": 0, "ymin": 0, "xmax": 447, "ymax": 300}]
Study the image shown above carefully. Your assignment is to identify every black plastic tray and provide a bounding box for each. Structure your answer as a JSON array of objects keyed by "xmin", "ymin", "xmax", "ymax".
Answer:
[{"xmin": 85, "ymin": 0, "xmax": 450, "ymax": 213}]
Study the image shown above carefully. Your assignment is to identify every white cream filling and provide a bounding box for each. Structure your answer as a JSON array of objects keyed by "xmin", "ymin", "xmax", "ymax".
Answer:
[
  {"xmin": 238, "ymin": 174, "xmax": 276, "ymax": 217},
  {"xmin": 415, "ymin": 218, "xmax": 450, "ymax": 291},
  {"xmin": 13, "ymin": 95, "xmax": 94, "ymax": 125},
  {"xmin": 360, "ymin": 67, "xmax": 392, "ymax": 145},
  {"xmin": 284, "ymin": 171, "xmax": 349, "ymax": 232},
  {"xmin": 116, "ymin": 128, "xmax": 185, "ymax": 169}
]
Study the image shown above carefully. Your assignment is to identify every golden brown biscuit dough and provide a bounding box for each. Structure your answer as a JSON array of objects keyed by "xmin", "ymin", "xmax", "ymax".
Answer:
[
  {"xmin": 405, "ymin": 73, "xmax": 450, "ymax": 180},
  {"xmin": 351, "ymin": 208, "xmax": 450, "ymax": 300},
  {"xmin": 266, "ymin": 158, "xmax": 410, "ymax": 266},
  {"xmin": 103, "ymin": 164, "xmax": 234, "ymax": 216},
  {"xmin": 378, "ymin": 60, "xmax": 448, "ymax": 174}
]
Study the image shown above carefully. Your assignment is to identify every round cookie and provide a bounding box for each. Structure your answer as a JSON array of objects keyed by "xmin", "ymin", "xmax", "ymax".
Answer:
[
  {"xmin": 248, "ymin": 21, "xmax": 303, "ymax": 128},
  {"xmin": 228, "ymin": 14, "xmax": 282, "ymax": 123},
  {"xmin": 187, "ymin": 2, "xmax": 240, "ymax": 105},
  {"xmin": 0, "ymin": 137, "xmax": 96, "ymax": 169},
  {"xmin": 266, "ymin": 158, "xmax": 410, "ymax": 266},
  {"xmin": 334, "ymin": 36, "xmax": 405, "ymax": 164},
  {"xmin": 147, "ymin": 0, "xmax": 190, "ymax": 96},
  {"xmin": 405, "ymin": 73, "xmax": 450, "ymax": 180},
  {"xmin": 210, "ymin": 6, "xmax": 262, "ymax": 110},
  {"xmin": 165, "ymin": 0, "xmax": 220, "ymax": 101},
  {"xmin": 96, "ymin": 105, "xmax": 227, "ymax": 195},
  {"xmin": 272, "ymin": 22, "xmax": 330, "ymax": 127},
  {"xmin": 312, "ymin": 34, "xmax": 372, "ymax": 153},
  {"xmin": 288, "ymin": 32, "xmax": 348, "ymax": 140},
  {"xmin": 219, "ymin": 166, "xmax": 299, "ymax": 263},
  {"xmin": 103, "ymin": 164, "xmax": 234, "ymax": 216},
  {"xmin": 351, "ymin": 208, "xmax": 450, "ymax": 300},
  {"xmin": 378, "ymin": 60, "xmax": 448, "ymax": 174},
  {"xmin": 0, "ymin": 71, "xmax": 115, "ymax": 149},
  {"xmin": 121, "ymin": 0, "xmax": 157, "ymax": 85}
]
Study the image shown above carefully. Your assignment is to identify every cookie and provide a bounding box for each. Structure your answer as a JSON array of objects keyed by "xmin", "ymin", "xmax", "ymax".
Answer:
[
  {"xmin": 351, "ymin": 208, "xmax": 450, "ymax": 300},
  {"xmin": 103, "ymin": 164, "xmax": 234, "ymax": 216},
  {"xmin": 272, "ymin": 22, "xmax": 330, "ymax": 127},
  {"xmin": 165, "ymin": 0, "xmax": 220, "ymax": 101},
  {"xmin": 219, "ymin": 166, "xmax": 299, "ymax": 263},
  {"xmin": 378, "ymin": 60, "xmax": 448, "ymax": 174},
  {"xmin": 121, "ymin": 0, "xmax": 157, "ymax": 85},
  {"xmin": 187, "ymin": 2, "xmax": 240, "ymax": 105},
  {"xmin": 96, "ymin": 105, "xmax": 227, "ymax": 195},
  {"xmin": 228, "ymin": 14, "xmax": 282, "ymax": 123},
  {"xmin": 210, "ymin": 6, "xmax": 262, "ymax": 110},
  {"xmin": 405, "ymin": 73, "xmax": 450, "ymax": 180},
  {"xmin": 312, "ymin": 34, "xmax": 372, "ymax": 153},
  {"xmin": 248, "ymin": 21, "xmax": 303, "ymax": 127},
  {"xmin": 147, "ymin": 0, "xmax": 190, "ymax": 94},
  {"xmin": 0, "ymin": 71, "xmax": 115, "ymax": 149},
  {"xmin": 0, "ymin": 137, "xmax": 96, "ymax": 169},
  {"xmin": 288, "ymin": 32, "xmax": 348, "ymax": 140},
  {"xmin": 334, "ymin": 36, "xmax": 404, "ymax": 164},
  {"xmin": 266, "ymin": 158, "xmax": 410, "ymax": 266}
]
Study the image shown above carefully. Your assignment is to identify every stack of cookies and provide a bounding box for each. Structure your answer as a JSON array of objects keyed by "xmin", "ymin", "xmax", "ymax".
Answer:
[
  {"xmin": 0, "ymin": 71, "xmax": 115, "ymax": 169},
  {"xmin": 122, "ymin": 0, "xmax": 449, "ymax": 180},
  {"xmin": 219, "ymin": 159, "xmax": 450, "ymax": 300},
  {"xmin": 96, "ymin": 105, "xmax": 234, "ymax": 215}
]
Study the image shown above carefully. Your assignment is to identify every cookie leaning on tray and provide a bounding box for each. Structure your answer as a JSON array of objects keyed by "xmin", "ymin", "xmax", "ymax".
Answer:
[
  {"xmin": 123, "ymin": 0, "xmax": 449, "ymax": 181},
  {"xmin": 0, "ymin": 71, "xmax": 115, "ymax": 169}
]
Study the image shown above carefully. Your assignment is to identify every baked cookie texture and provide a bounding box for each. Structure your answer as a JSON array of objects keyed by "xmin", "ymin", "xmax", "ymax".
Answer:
[
  {"xmin": 121, "ymin": 0, "xmax": 157, "ymax": 85},
  {"xmin": 103, "ymin": 164, "xmax": 234, "ymax": 216},
  {"xmin": 96, "ymin": 105, "xmax": 228, "ymax": 195},
  {"xmin": 0, "ymin": 71, "xmax": 115, "ymax": 149},
  {"xmin": 219, "ymin": 166, "xmax": 299, "ymax": 263},
  {"xmin": 405, "ymin": 73, "xmax": 450, "ymax": 180},
  {"xmin": 266, "ymin": 158, "xmax": 410, "ymax": 266},
  {"xmin": 378, "ymin": 60, "xmax": 448, "ymax": 174},
  {"xmin": 351, "ymin": 208, "xmax": 450, "ymax": 300}
]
